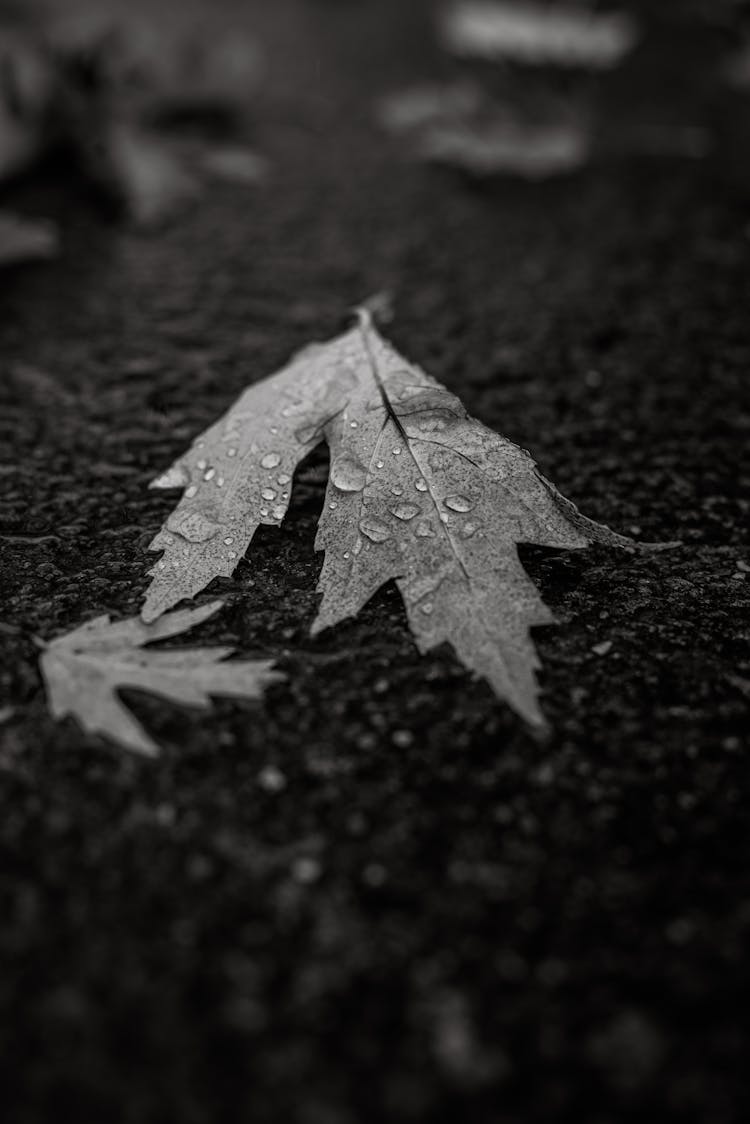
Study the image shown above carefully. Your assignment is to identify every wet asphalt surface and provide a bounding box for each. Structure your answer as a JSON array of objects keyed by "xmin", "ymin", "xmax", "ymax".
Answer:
[{"xmin": 1, "ymin": 1, "xmax": 749, "ymax": 1121}]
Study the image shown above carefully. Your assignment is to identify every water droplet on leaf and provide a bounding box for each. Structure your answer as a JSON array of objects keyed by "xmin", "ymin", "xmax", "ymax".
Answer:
[
  {"xmin": 167, "ymin": 512, "xmax": 220, "ymax": 543},
  {"xmin": 392, "ymin": 503, "xmax": 420, "ymax": 521},
  {"xmin": 261, "ymin": 452, "xmax": 281, "ymax": 469},
  {"xmin": 331, "ymin": 453, "xmax": 367, "ymax": 492},
  {"xmin": 445, "ymin": 495, "xmax": 473, "ymax": 513},
  {"xmin": 360, "ymin": 517, "xmax": 392, "ymax": 543}
]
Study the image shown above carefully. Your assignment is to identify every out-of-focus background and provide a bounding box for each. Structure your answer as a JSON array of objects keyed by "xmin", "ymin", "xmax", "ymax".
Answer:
[{"xmin": 1, "ymin": 2, "xmax": 749, "ymax": 1123}]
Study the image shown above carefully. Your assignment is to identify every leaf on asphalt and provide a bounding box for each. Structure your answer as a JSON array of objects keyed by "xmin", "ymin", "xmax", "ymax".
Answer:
[
  {"xmin": 79, "ymin": 122, "xmax": 200, "ymax": 228},
  {"xmin": 378, "ymin": 81, "xmax": 485, "ymax": 135},
  {"xmin": 379, "ymin": 82, "xmax": 589, "ymax": 178},
  {"xmin": 45, "ymin": 11, "xmax": 262, "ymax": 119},
  {"xmin": 0, "ymin": 10, "xmax": 264, "ymax": 226},
  {"xmin": 40, "ymin": 600, "xmax": 283, "ymax": 756},
  {"xmin": 441, "ymin": 1, "xmax": 639, "ymax": 70},
  {"xmin": 0, "ymin": 210, "xmax": 59, "ymax": 265},
  {"xmin": 379, "ymin": 82, "xmax": 711, "ymax": 176},
  {"xmin": 0, "ymin": 26, "xmax": 53, "ymax": 182},
  {"xmin": 143, "ymin": 311, "xmax": 669, "ymax": 728},
  {"xmin": 420, "ymin": 116, "xmax": 589, "ymax": 177},
  {"xmin": 149, "ymin": 28, "xmax": 262, "ymax": 117}
]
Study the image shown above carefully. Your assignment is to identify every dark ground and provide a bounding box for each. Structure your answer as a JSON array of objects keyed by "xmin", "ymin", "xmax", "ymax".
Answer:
[{"xmin": 1, "ymin": 1, "xmax": 749, "ymax": 1121}]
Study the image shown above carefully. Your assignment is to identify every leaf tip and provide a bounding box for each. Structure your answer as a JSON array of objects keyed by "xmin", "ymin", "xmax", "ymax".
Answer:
[
  {"xmin": 130, "ymin": 739, "xmax": 161, "ymax": 760},
  {"xmin": 150, "ymin": 466, "xmax": 189, "ymax": 490},
  {"xmin": 526, "ymin": 713, "xmax": 552, "ymax": 743},
  {"xmin": 354, "ymin": 290, "xmax": 394, "ymax": 329},
  {"xmin": 140, "ymin": 601, "xmax": 162, "ymax": 625}
]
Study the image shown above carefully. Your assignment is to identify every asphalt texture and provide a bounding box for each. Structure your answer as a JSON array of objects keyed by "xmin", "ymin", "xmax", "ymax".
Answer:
[{"xmin": 1, "ymin": 1, "xmax": 749, "ymax": 1122}]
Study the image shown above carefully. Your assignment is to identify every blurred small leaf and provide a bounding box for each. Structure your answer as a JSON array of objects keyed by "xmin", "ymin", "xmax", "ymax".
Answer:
[
  {"xmin": 379, "ymin": 82, "xmax": 590, "ymax": 179},
  {"xmin": 378, "ymin": 81, "xmax": 484, "ymax": 134},
  {"xmin": 419, "ymin": 113, "xmax": 589, "ymax": 177},
  {"xmin": 0, "ymin": 10, "xmax": 266, "ymax": 228},
  {"xmin": 40, "ymin": 600, "xmax": 283, "ymax": 756},
  {"xmin": 0, "ymin": 26, "xmax": 52, "ymax": 180},
  {"xmin": 200, "ymin": 144, "xmax": 270, "ymax": 186},
  {"xmin": 42, "ymin": 9, "xmax": 261, "ymax": 116},
  {"xmin": 0, "ymin": 209, "xmax": 58, "ymax": 265},
  {"xmin": 78, "ymin": 122, "xmax": 200, "ymax": 228},
  {"xmin": 441, "ymin": 1, "xmax": 639, "ymax": 70}
]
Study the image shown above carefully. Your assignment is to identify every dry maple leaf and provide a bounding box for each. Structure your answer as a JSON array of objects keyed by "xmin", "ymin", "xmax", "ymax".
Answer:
[
  {"xmin": 418, "ymin": 114, "xmax": 589, "ymax": 177},
  {"xmin": 441, "ymin": 1, "xmax": 638, "ymax": 70},
  {"xmin": 0, "ymin": 25, "xmax": 53, "ymax": 181},
  {"xmin": 378, "ymin": 81, "xmax": 485, "ymax": 135},
  {"xmin": 40, "ymin": 600, "xmax": 282, "ymax": 756},
  {"xmin": 379, "ymin": 82, "xmax": 590, "ymax": 179},
  {"xmin": 0, "ymin": 10, "xmax": 264, "ymax": 227},
  {"xmin": 379, "ymin": 83, "xmax": 709, "ymax": 179},
  {"xmin": 143, "ymin": 311, "xmax": 669, "ymax": 728}
]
